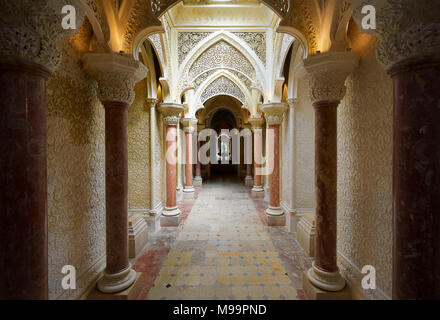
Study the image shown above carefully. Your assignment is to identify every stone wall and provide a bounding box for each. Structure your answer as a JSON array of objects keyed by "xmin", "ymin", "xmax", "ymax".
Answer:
[
  {"xmin": 337, "ymin": 27, "xmax": 393, "ymax": 299},
  {"xmin": 47, "ymin": 21, "xmax": 106, "ymax": 300}
]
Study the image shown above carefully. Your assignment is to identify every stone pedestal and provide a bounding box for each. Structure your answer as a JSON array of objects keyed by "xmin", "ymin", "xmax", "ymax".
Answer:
[
  {"xmin": 83, "ymin": 52, "xmax": 147, "ymax": 293},
  {"xmin": 261, "ymin": 103, "xmax": 287, "ymax": 226},
  {"xmin": 298, "ymin": 51, "xmax": 358, "ymax": 294},
  {"xmin": 244, "ymin": 164, "xmax": 253, "ymax": 186},
  {"xmin": 297, "ymin": 212, "xmax": 315, "ymax": 257},
  {"xmin": 303, "ymin": 271, "xmax": 351, "ymax": 300},
  {"xmin": 87, "ymin": 272, "xmax": 143, "ymax": 300},
  {"xmin": 159, "ymin": 103, "xmax": 184, "ymax": 227},
  {"xmin": 128, "ymin": 213, "xmax": 148, "ymax": 258}
]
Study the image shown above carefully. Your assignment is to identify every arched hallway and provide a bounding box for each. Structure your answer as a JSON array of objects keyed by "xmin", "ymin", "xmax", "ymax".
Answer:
[
  {"xmin": 1, "ymin": 0, "xmax": 439, "ymax": 301},
  {"xmin": 132, "ymin": 174, "xmax": 311, "ymax": 300}
]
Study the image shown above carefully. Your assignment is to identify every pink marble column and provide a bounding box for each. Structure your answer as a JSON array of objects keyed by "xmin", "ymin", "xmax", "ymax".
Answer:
[
  {"xmin": 83, "ymin": 53, "xmax": 147, "ymax": 293},
  {"xmin": 0, "ymin": 57, "xmax": 51, "ymax": 300},
  {"xmin": 351, "ymin": 0, "xmax": 440, "ymax": 299},
  {"xmin": 182, "ymin": 118, "xmax": 197, "ymax": 193},
  {"xmin": 249, "ymin": 117, "xmax": 265, "ymax": 197},
  {"xmin": 158, "ymin": 103, "xmax": 184, "ymax": 226},
  {"xmin": 261, "ymin": 103, "xmax": 287, "ymax": 226},
  {"xmin": 300, "ymin": 51, "xmax": 358, "ymax": 294}
]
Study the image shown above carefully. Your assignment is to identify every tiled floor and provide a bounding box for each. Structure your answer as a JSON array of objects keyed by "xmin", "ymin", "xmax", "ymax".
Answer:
[{"xmin": 134, "ymin": 175, "xmax": 311, "ymax": 300}]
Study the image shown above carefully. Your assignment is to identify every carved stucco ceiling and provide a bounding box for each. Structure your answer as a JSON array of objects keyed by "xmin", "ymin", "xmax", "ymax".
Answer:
[
  {"xmin": 189, "ymin": 41, "xmax": 256, "ymax": 80},
  {"xmin": 201, "ymin": 76, "xmax": 246, "ymax": 104}
]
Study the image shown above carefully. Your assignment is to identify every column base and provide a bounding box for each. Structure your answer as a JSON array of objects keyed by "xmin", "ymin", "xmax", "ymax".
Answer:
[
  {"xmin": 193, "ymin": 176, "xmax": 202, "ymax": 186},
  {"xmin": 303, "ymin": 271, "xmax": 351, "ymax": 300},
  {"xmin": 160, "ymin": 207, "xmax": 181, "ymax": 227},
  {"xmin": 244, "ymin": 176, "xmax": 254, "ymax": 187},
  {"xmin": 306, "ymin": 263, "xmax": 346, "ymax": 292},
  {"xmin": 89, "ymin": 272, "xmax": 143, "ymax": 300},
  {"xmin": 251, "ymin": 186, "xmax": 264, "ymax": 198},
  {"xmin": 97, "ymin": 265, "xmax": 137, "ymax": 294},
  {"xmin": 183, "ymin": 186, "xmax": 195, "ymax": 193},
  {"xmin": 265, "ymin": 206, "xmax": 285, "ymax": 226}
]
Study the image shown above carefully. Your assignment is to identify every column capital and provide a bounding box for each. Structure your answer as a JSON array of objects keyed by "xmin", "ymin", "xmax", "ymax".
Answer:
[
  {"xmin": 261, "ymin": 103, "xmax": 288, "ymax": 125},
  {"xmin": 352, "ymin": 0, "xmax": 440, "ymax": 71},
  {"xmin": 158, "ymin": 103, "xmax": 184, "ymax": 125},
  {"xmin": 248, "ymin": 116, "xmax": 265, "ymax": 130},
  {"xmin": 0, "ymin": 0, "xmax": 87, "ymax": 72},
  {"xmin": 146, "ymin": 98, "xmax": 159, "ymax": 109},
  {"xmin": 181, "ymin": 118, "xmax": 197, "ymax": 133},
  {"xmin": 83, "ymin": 52, "xmax": 148, "ymax": 105},
  {"xmin": 286, "ymin": 98, "xmax": 298, "ymax": 108},
  {"xmin": 298, "ymin": 51, "xmax": 359, "ymax": 104}
]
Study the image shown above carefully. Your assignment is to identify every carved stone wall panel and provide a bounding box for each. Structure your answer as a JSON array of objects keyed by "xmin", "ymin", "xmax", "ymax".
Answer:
[
  {"xmin": 46, "ymin": 37, "xmax": 105, "ymax": 300},
  {"xmin": 233, "ymin": 32, "xmax": 266, "ymax": 65},
  {"xmin": 189, "ymin": 41, "xmax": 256, "ymax": 80},
  {"xmin": 178, "ymin": 32, "xmax": 212, "ymax": 64}
]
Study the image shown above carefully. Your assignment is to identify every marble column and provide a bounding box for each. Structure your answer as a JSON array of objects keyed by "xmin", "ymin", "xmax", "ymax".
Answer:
[
  {"xmin": 0, "ymin": 0, "xmax": 85, "ymax": 300},
  {"xmin": 182, "ymin": 118, "xmax": 197, "ymax": 193},
  {"xmin": 300, "ymin": 51, "xmax": 358, "ymax": 293},
  {"xmin": 352, "ymin": 0, "xmax": 440, "ymax": 299},
  {"xmin": 83, "ymin": 52, "xmax": 147, "ymax": 293},
  {"xmin": 193, "ymin": 125, "xmax": 203, "ymax": 186},
  {"xmin": 249, "ymin": 116, "xmax": 265, "ymax": 198},
  {"xmin": 262, "ymin": 103, "xmax": 288, "ymax": 226},
  {"xmin": 158, "ymin": 103, "xmax": 184, "ymax": 226}
]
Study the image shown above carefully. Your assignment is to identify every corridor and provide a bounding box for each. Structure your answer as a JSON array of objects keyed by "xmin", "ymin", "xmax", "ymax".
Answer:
[{"xmin": 133, "ymin": 175, "xmax": 311, "ymax": 300}]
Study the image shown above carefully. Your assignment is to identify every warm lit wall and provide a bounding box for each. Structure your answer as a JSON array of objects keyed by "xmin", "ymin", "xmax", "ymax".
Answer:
[
  {"xmin": 337, "ymin": 26, "xmax": 393, "ymax": 299},
  {"xmin": 47, "ymin": 21, "xmax": 106, "ymax": 300},
  {"xmin": 128, "ymin": 80, "xmax": 151, "ymax": 211},
  {"xmin": 294, "ymin": 80, "xmax": 315, "ymax": 210}
]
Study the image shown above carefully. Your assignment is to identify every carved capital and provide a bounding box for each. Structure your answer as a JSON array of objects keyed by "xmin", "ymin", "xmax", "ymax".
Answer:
[
  {"xmin": 146, "ymin": 98, "xmax": 159, "ymax": 109},
  {"xmin": 248, "ymin": 116, "xmax": 265, "ymax": 130},
  {"xmin": 261, "ymin": 103, "xmax": 288, "ymax": 125},
  {"xmin": 298, "ymin": 51, "xmax": 359, "ymax": 104},
  {"xmin": 158, "ymin": 103, "xmax": 184, "ymax": 126},
  {"xmin": 0, "ymin": 0, "xmax": 86, "ymax": 72},
  {"xmin": 83, "ymin": 52, "xmax": 148, "ymax": 105},
  {"xmin": 286, "ymin": 98, "xmax": 299, "ymax": 108},
  {"xmin": 352, "ymin": 0, "xmax": 440, "ymax": 70},
  {"xmin": 181, "ymin": 118, "xmax": 197, "ymax": 133}
]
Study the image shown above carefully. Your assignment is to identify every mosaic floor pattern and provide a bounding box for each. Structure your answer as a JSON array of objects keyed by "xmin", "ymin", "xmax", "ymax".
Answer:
[{"xmin": 134, "ymin": 175, "xmax": 311, "ymax": 300}]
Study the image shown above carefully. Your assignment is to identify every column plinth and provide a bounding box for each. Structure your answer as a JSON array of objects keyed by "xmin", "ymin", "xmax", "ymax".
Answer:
[
  {"xmin": 298, "ymin": 51, "xmax": 358, "ymax": 294},
  {"xmin": 244, "ymin": 164, "xmax": 253, "ymax": 186},
  {"xmin": 83, "ymin": 52, "xmax": 147, "ymax": 294},
  {"xmin": 352, "ymin": 0, "xmax": 440, "ymax": 299},
  {"xmin": 262, "ymin": 103, "xmax": 287, "ymax": 226},
  {"xmin": 159, "ymin": 103, "xmax": 184, "ymax": 226}
]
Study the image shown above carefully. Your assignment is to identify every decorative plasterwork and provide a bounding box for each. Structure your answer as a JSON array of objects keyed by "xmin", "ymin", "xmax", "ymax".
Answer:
[
  {"xmin": 158, "ymin": 103, "xmax": 184, "ymax": 125},
  {"xmin": 83, "ymin": 52, "xmax": 148, "ymax": 105},
  {"xmin": 148, "ymin": 33, "xmax": 166, "ymax": 74},
  {"xmin": 0, "ymin": 0, "xmax": 86, "ymax": 72},
  {"xmin": 351, "ymin": 0, "xmax": 440, "ymax": 70},
  {"xmin": 233, "ymin": 32, "xmax": 266, "ymax": 65},
  {"xmin": 297, "ymin": 51, "xmax": 359, "ymax": 103},
  {"xmin": 181, "ymin": 117, "xmax": 197, "ymax": 132},
  {"xmin": 279, "ymin": 0, "xmax": 318, "ymax": 54},
  {"xmin": 150, "ymin": 0, "xmax": 289, "ymax": 18},
  {"xmin": 194, "ymin": 68, "xmax": 252, "ymax": 91},
  {"xmin": 261, "ymin": 103, "xmax": 288, "ymax": 125},
  {"xmin": 248, "ymin": 115, "xmax": 265, "ymax": 129},
  {"xmin": 178, "ymin": 32, "xmax": 212, "ymax": 64},
  {"xmin": 189, "ymin": 41, "xmax": 256, "ymax": 80},
  {"xmin": 201, "ymin": 76, "xmax": 246, "ymax": 104}
]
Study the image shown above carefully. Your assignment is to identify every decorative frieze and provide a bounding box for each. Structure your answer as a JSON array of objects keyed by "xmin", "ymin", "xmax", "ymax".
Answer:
[
  {"xmin": 83, "ymin": 52, "xmax": 148, "ymax": 105},
  {"xmin": 351, "ymin": 0, "xmax": 440, "ymax": 70},
  {"xmin": 200, "ymin": 76, "xmax": 246, "ymax": 104}
]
